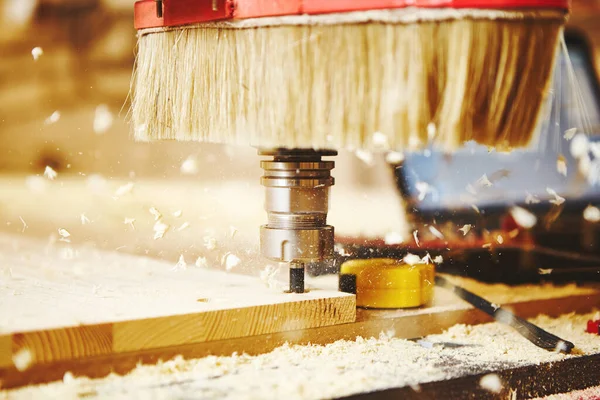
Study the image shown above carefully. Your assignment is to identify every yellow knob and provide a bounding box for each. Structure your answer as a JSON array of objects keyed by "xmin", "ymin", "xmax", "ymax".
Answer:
[{"xmin": 340, "ymin": 258, "xmax": 434, "ymax": 309}]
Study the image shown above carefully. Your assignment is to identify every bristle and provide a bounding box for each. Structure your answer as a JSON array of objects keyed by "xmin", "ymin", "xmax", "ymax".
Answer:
[{"xmin": 131, "ymin": 8, "xmax": 565, "ymax": 152}]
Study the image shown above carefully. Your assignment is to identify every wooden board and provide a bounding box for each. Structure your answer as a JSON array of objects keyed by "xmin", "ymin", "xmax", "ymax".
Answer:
[
  {"xmin": 0, "ymin": 234, "xmax": 356, "ymax": 370},
  {"xmin": 4, "ymin": 310, "xmax": 600, "ymax": 398},
  {"xmin": 2, "ymin": 232, "xmax": 599, "ymax": 389}
]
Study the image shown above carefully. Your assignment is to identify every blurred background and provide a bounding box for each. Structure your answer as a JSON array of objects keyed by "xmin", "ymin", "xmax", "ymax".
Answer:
[{"xmin": 0, "ymin": 0, "xmax": 600, "ymax": 270}]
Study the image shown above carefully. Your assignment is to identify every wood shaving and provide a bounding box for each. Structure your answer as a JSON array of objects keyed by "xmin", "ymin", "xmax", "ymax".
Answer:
[
  {"xmin": 223, "ymin": 253, "xmax": 241, "ymax": 271},
  {"xmin": 355, "ymin": 149, "xmax": 374, "ymax": 166},
  {"xmin": 415, "ymin": 182, "xmax": 430, "ymax": 201},
  {"xmin": 153, "ymin": 221, "xmax": 169, "ymax": 240},
  {"xmin": 509, "ymin": 206, "xmax": 537, "ymax": 229},
  {"xmin": 372, "ymin": 131, "xmax": 389, "ymax": 150},
  {"xmin": 538, "ymin": 268, "xmax": 553, "ymax": 275},
  {"xmin": 43, "ymin": 166, "xmax": 57, "ymax": 180},
  {"xmin": 172, "ymin": 255, "xmax": 187, "ymax": 271},
  {"xmin": 229, "ymin": 226, "xmax": 238, "ymax": 239},
  {"xmin": 525, "ymin": 193, "xmax": 541, "ymax": 204},
  {"xmin": 12, "ymin": 348, "xmax": 33, "ymax": 372},
  {"xmin": 63, "ymin": 372, "xmax": 75, "ymax": 384},
  {"xmin": 149, "ymin": 207, "xmax": 162, "ymax": 221},
  {"xmin": 260, "ymin": 265, "xmax": 280, "ymax": 289},
  {"xmin": 471, "ymin": 205, "xmax": 481, "ymax": 214},
  {"xmin": 556, "ymin": 155, "xmax": 567, "ymax": 177},
  {"xmin": 420, "ymin": 253, "xmax": 433, "ymax": 264},
  {"xmin": 403, "ymin": 253, "xmax": 421, "ymax": 266},
  {"xmin": 563, "ymin": 128, "xmax": 577, "ymax": 140},
  {"xmin": 408, "ymin": 136, "xmax": 422, "ymax": 150},
  {"xmin": 488, "ymin": 169, "xmax": 511, "ymax": 183},
  {"xmin": 203, "ymin": 236, "xmax": 217, "ymax": 250},
  {"xmin": 80, "ymin": 214, "xmax": 90, "ymax": 225},
  {"xmin": 114, "ymin": 182, "xmax": 134, "ymax": 198},
  {"xmin": 177, "ymin": 222, "xmax": 190, "ymax": 231},
  {"xmin": 44, "ymin": 111, "xmax": 60, "ymax": 125},
  {"xmin": 123, "ymin": 218, "xmax": 136, "ymax": 229},
  {"xmin": 583, "ymin": 206, "xmax": 600, "ymax": 223},
  {"xmin": 433, "ymin": 255, "xmax": 443, "ymax": 264},
  {"xmin": 508, "ymin": 229, "xmax": 520, "ymax": 239},
  {"xmin": 479, "ymin": 373, "xmax": 503, "ymax": 393},
  {"xmin": 459, "ymin": 224, "xmax": 472, "ymax": 236},
  {"xmin": 31, "ymin": 46, "xmax": 43, "ymax": 61},
  {"xmin": 57, "ymin": 228, "xmax": 71, "ymax": 242},
  {"xmin": 428, "ymin": 226, "xmax": 444, "ymax": 240},
  {"xmin": 385, "ymin": 152, "xmax": 404, "ymax": 164},
  {"xmin": 496, "ymin": 235, "xmax": 504, "ymax": 244},
  {"xmin": 19, "ymin": 216, "xmax": 27, "ymax": 233},
  {"xmin": 180, "ymin": 156, "xmax": 199, "ymax": 175},
  {"xmin": 482, "ymin": 243, "xmax": 492, "ymax": 249},
  {"xmin": 570, "ymin": 133, "xmax": 589, "ymax": 159},
  {"xmin": 93, "ymin": 105, "xmax": 113, "ymax": 134},
  {"xmin": 546, "ymin": 188, "xmax": 566, "ymax": 206},
  {"xmin": 427, "ymin": 122, "xmax": 437, "ymax": 140},
  {"xmin": 172, "ymin": 210, "xmax": 183, "ymax": 218},
  {"xmin": 413, "ymin": 230, "xmax": 420, "ymax": 247},
  {"xmin": 195, "ymin": 257, "xmax": 208, "ymax": 268},
  {"xmin": 477, "ymin": 174, "xmax": 492, "ymax": 188},
  {"xmin": 384, "ymin": 232, "xmax": 404, "ymax": 245}
]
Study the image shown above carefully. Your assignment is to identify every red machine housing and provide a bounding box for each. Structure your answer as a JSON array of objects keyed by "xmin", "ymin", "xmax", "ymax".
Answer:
[{"xmin": 134, "ymin": 0, "xmax": 571, "ymax": 29}]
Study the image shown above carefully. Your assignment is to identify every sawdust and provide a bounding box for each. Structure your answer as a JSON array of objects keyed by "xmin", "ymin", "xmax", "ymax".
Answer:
[
  {"xmin": 43, "ymin": 110, "xmax": 59, "ymax": 125},
  {"xmin": 180, "ymin": 156, "xmax": 199, "ymax": 175},
  {"xmin": 535, "ymin": 386, "xmax": 600, "ymax": 400},
  {"xmin": 583, "ymin": 205, "xmax": 600, "ymax": 223},
  {"xmin": 31, "ymin": 46, "xmax": 43, "ymax": 61},
  {"xmin": 11, "ymin": 348, "xmax": 32, "ymax": 372},
  {"xmin": 43, "ymin": 166, "xmax": 57, "ymax": 181},
  {"xmin": 563, "ymin": 128, "xmax": 577, "ymax": 141},
  {"xmin": 4, "ymin": 312, "xmax": 600, "ymax": 400},
  {"xmin": 480, "ymin": 373, "xmax": 503, "ymax": 394},
  {"xmin": 93, "ymin": 105, "xmax": 113, "ymax": 135}
]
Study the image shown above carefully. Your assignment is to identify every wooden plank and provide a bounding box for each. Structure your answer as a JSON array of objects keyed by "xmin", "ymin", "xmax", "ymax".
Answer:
[
  {"xmin": 113, "ymin": 297, "xmax": 355, "ymax": 352},
  {"xmin": 2, "ymin": 288, "xmax": 598, "ymax": 389},
  {"xmin": 0, "ymin": 335, "xmax": 10, "ymax": 369},
  {"xmin": 11, "ymin": 325, "xmax": 113, "ymax": 365},
  {"xmin": 3, "ymin": 305, "xmax": 600, "ymax": 395},
  {"xmin": 0, "ymin": 234, "xmax": 355, "ymax": 371}
]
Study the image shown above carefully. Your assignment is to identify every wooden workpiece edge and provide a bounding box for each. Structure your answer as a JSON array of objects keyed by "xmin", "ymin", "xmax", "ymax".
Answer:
[
  {"xmin": 113, "ymin": 295, "xmax": 356, "ymax": 352},
  {"xmin": 0, "ymin": 294, "xmax": 355, "ymax": 374},
  {"xmin": 1, "ymin": 292, "xmax": 597, "ymax": 390},
  {"xmin": 0, "ymin": 335, "xmax": 11, "ymax": 369}
]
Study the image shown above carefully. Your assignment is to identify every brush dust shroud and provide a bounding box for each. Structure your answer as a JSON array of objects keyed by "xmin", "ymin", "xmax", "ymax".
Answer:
[{"xmin": 132, "ymin": 0, "xmax": 569, "ymax": 153}]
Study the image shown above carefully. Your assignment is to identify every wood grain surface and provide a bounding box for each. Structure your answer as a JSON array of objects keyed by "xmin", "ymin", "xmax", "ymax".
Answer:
[
  {"xmin": 2, "ymin": 233, "xmax": 599, "ymax": 389},
  {"xmin": 0, "ymin": 234, "xmax": 356, "ymax": 370}
]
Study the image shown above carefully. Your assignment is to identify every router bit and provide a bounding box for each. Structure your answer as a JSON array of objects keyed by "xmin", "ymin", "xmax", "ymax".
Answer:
[{"xmin": 259, "ymin": 149, "xmax": 336, "ymax": 293}]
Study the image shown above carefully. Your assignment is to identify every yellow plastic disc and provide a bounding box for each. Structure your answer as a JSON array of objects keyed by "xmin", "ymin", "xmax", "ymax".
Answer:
[{"xmin": 340, "ymin": 258, "xmax": 435, "ymax": 309}]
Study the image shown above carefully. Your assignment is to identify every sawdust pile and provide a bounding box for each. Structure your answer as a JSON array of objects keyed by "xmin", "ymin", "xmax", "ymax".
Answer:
[
  {"xmin": 534, "ymin": 386, "xmax": 600, "ymax": 399},
  {"xmin": 3, "ymin": 312, "xmax": 600, "ymax": 399}
]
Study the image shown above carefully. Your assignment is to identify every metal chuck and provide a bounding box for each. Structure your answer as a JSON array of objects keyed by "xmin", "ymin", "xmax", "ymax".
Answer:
[{"xmin": 259, "ymin": 149, "xmax": 336, "ymax": 293}]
